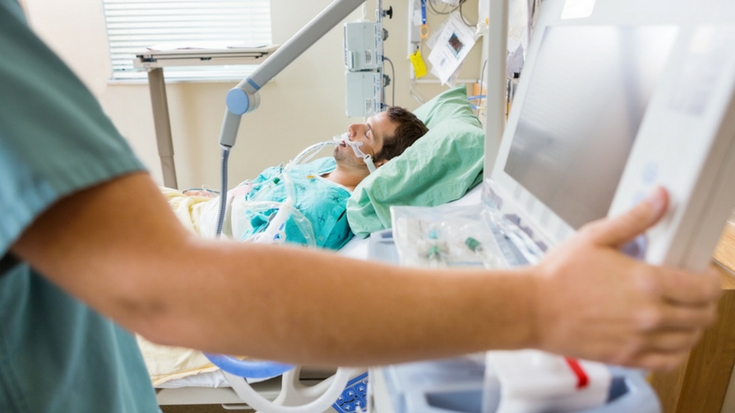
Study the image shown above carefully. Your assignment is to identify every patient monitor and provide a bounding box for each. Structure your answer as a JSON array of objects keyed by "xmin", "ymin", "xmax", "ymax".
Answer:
[
  {"xmin": 344, "ymin": 20, "xmax": 385, "ymax": 116},
  {"xmin": 489, "ymin": 0, "xmax": 735, "ymax": 271}
]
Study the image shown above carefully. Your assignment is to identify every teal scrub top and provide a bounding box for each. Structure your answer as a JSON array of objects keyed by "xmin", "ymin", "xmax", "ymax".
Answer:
[
  {"xmin": 0, "ymin": 1, "xmax": 160, "ymax": 412},
  {"xmin": 237, "ymin": 157, "xmax": 354, "ymax": 250}
]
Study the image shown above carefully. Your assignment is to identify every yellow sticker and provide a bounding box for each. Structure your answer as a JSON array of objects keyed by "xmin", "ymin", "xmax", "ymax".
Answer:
[{"xmin": 409, "ymin": 50, "xmax": 428, "ymax": 79}]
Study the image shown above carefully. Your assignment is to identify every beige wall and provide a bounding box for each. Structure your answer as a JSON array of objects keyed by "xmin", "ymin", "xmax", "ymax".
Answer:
[{"xmin": 22, "ymin": 0, "xmax": 481, "ymax": 189}]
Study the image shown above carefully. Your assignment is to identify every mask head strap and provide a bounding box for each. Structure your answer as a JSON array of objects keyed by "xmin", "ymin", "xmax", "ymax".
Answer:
[{"xmin": 362, "ymin": 154, "xmax": 377, "ymax": 173}]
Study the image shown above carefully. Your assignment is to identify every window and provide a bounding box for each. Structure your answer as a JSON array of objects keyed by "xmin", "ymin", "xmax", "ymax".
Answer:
[{"xmin": 102, "ymin": 0, "xmax": 272, "ymax": 81}]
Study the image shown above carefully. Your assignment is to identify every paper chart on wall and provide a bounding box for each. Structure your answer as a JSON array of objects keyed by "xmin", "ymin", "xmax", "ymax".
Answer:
[{"xmin": 427, "ymin": 11, "xmax": 477, "ymax": 85}]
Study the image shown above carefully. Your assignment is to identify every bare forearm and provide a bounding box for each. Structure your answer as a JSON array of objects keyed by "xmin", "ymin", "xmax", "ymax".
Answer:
[
  {"xmin": 11, "ymin": 173, "xmax": 536, "ymax": 366},
  {"xmin": 12, "ymin": 173, "xmax": 721, "ymax": 371},
  {"xmin": 146, "ymin": 241, "xmax": 537, "ymax": 366}
]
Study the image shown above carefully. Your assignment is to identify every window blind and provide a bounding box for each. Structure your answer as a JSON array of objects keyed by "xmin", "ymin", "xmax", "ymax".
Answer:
[{"xmin": 102, "ymin": 0, "xmax": 272, "ymax": 80}]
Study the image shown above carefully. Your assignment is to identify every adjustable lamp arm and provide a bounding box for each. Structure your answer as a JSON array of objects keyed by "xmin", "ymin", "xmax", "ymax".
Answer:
[
  {"xmin": 211, "ymin": 4, "xmax": 382, "ymax": 412},
  {"xmin": 218, "ymin": 0, "xmax": 367, "ymax": 148}
]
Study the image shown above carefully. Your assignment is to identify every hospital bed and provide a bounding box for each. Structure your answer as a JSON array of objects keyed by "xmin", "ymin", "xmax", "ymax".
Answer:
[
  {"xmin": 141, "ymin": 84, "xmax": 487, "ymax": 411},
  {"xmin": 145, "ymin": 0, "xmax": 735, "ymax": 409}
]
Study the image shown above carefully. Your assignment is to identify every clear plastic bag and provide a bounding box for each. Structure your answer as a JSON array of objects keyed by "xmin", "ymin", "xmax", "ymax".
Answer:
[{"xmin": 391, "ymin": 203, "xmax": 507, "ymax": 269}]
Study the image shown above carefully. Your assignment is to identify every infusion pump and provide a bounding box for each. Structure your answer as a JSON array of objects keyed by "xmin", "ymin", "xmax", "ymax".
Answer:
[{"xmin": 344, "ymin": 21, "xmax": 384, "ymax": 117}]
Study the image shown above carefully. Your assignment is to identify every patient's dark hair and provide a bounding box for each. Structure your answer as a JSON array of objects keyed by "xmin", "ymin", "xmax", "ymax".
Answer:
[{"xmin": 374, "ymin": 106, "xmax": 429, "ymax": 163}]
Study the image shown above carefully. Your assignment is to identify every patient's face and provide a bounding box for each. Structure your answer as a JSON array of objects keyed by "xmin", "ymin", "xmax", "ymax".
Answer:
[{"xmin": 334, "ymin": 111, "xmax": 398, "ymax": 170}]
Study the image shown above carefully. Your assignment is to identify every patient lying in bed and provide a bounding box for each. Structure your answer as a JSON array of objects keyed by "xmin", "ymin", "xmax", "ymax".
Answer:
[
  {"xmin": 139, "ymin": 85, "xmax": 488, "ymax": 388},
  {"xmin": 164, "ymin": 156, "xmax": 354, "ymax": 249},
  {"xmin": 139, "ymin": 107, "xmax": 428, "ymax": 386},
  {"xmin": 162, "ymin": 107, "xmax": 427, "ymax": 250}
]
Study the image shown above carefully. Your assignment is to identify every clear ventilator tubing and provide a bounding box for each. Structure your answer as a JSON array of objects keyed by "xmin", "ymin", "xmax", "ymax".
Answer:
[
  {"xmin": 250, "ymin": 197, "xmax": 294, "ymax": 244},
  {"xmin": 287, "ymin": 139, "xmax": 339, "ymax": 170},
  {"xmin": 234, "ymin": 200, "xmax": 316, "ymax": 246},
  {"xmin": 223, "ymin": 367, "xmax": 358, "ymax": 413},
  {"xmin": 276, "ymin": 139, "xmax": 338, "ymax": 236}
]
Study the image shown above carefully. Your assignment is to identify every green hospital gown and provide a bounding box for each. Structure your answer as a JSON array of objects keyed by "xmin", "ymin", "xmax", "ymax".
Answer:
[{"xmin": 232, "ymin": 157, "xmax": 354, "ymax": 250}]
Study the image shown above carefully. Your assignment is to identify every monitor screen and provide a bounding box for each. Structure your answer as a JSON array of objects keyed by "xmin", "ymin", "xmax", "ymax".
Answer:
[{"xmin": 504, "ymin": 25, "xmax": 677, "ymax": 229}]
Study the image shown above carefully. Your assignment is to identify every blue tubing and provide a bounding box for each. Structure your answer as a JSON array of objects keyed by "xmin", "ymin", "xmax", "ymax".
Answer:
[{"xmin": 204, "ymin": 353, "xmax": 294, "ymax": 379}]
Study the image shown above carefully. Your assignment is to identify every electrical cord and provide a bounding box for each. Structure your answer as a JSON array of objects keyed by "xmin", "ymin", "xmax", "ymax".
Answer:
[
  {"xmin": 427, "ymin": 0, "xmax": 474, "ymax": 27},
  {"xmin": 383, "ymin": 56, "xmax": 396, "ymax": 107},
  {"xmin": 427, "ymin": 0, "xmax": 458, "ymax": 15},
  {"xmin": 458, "ymin": 0, "xmax": 476, "ymax": 27}
]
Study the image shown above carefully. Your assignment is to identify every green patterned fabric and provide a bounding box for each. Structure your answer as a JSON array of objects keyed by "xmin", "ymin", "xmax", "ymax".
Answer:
[{"xmin": 347, "ymin": 86, "xmax": 485, "ymax": 237}]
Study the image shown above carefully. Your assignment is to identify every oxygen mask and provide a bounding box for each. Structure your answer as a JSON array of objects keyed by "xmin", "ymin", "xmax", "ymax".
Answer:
[{"xmin": 333, "ymin": 132, "xmax": 376, "ymax": 173}]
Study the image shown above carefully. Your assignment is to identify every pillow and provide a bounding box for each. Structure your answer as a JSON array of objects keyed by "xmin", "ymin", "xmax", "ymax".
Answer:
[{"xmin": 346, "ymin": 85, "xmax": 485, "ymax": 238}]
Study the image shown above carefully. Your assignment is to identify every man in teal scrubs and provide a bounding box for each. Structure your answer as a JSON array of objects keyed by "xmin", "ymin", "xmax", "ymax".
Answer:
[
  {"xmin": 0, "ymin": 0, "xmax": 722, "ymax": 412},
  {"xmin": 0, "ymin": 1, "xmax": 159, "ymax": 411}
]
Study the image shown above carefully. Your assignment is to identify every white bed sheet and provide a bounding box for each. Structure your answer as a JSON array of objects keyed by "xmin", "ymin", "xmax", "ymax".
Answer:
[{"xmin": 157, "ymin": 369, "xmax": 231, "ymax": 389}]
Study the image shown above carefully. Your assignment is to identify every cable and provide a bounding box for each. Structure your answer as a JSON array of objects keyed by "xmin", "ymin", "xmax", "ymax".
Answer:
[
  {"xmin": 383, "ymin": 56, "xmax": 396, "ymax": 107},
  {"xmin": 425, "ymin": 0, "xmax": 468, "ymax": 14},
  {"xmin": 426, "ymin": 0, "xmax": 474, "ymax": 28},
  {"xmin": 382, "ymin": 59, "xmax": 387, "ymax": 107},
  {"xmin": 458, "ymin": 0, "xmax": 476, "ymax": 27}
]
